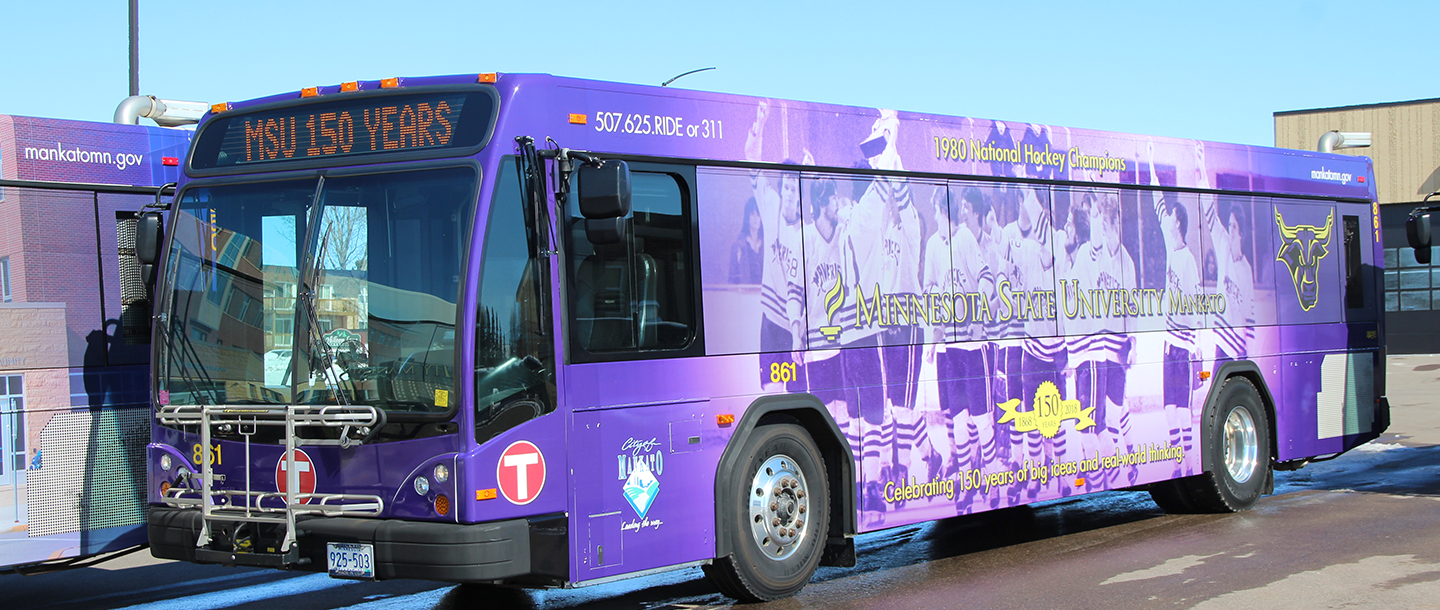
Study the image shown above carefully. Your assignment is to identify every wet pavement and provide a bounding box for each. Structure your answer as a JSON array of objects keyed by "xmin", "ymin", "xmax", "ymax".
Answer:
[{"xmin": 7, "ymin": 355, "xmax": 1440, "ymax": 609}]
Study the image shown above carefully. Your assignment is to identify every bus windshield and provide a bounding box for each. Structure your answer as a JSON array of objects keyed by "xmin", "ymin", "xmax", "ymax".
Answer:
[{"xmin": 155, "ymin": 166, "xmax": 475, "ymax": 413}]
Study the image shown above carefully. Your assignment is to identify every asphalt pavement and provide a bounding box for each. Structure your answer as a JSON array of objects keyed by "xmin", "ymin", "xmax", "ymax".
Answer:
[{"xmin": 5, "ymin": 354, "xmax": 1440, "ymax": 609}]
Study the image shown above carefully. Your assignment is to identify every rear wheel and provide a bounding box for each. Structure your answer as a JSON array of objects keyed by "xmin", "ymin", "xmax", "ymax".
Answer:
[
  {"xmin": 1147, "ymin": 477, "xmax": 1199, "ymax": 513},
  {"xmin": 1149, "ymin": 377, "xmax": 1271, "ymax": 513},
  {"xmin": 705, "ymin": 423, "xmax": 829, "ymax": 602}
]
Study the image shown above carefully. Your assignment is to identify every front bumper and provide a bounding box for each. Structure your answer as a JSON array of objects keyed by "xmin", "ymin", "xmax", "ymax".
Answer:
[{"xmin": 148, "ymin": 507, "xmax": 567, "ymax": 585}]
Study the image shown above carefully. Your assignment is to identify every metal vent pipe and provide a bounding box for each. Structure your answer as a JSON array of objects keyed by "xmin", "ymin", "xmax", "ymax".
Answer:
[
  {"xmin": 114, "ymin": 97, "xmax": 209, "ymax": 127},
  {"xmin": 114, "ymin": 95, "xmax": 164, "ymax": 125}
]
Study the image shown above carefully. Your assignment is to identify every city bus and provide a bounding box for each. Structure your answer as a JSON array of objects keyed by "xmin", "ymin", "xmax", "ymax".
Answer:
[
  {"xmin": 0, "ymin": 112, "xmax": 190, "ymax": 570},
  {"xmin": 142, "ymin": 73, "xmax": 1387, "ymax": 601}
]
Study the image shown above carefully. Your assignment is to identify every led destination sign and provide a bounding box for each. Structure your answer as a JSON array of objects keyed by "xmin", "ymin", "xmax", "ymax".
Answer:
[{"xmin": 190, "ymin": 89, "xmax": 495, "ymax": 171}]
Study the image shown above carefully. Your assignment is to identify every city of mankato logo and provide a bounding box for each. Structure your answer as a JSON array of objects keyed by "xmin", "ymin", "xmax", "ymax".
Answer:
[
  {"xmin": 996, "ymin": 381, "xmax": 1095, "ymax": 439},
  {"xmin": 1274, "ymin": 209, "xmax": 1333, "ymax": 312}
]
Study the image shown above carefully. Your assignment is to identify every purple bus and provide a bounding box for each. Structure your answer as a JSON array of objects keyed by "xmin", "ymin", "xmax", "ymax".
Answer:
[
  {"xmin": 142, "ymin": 73, "xmax": 1386, "ymax": 601},
  {"xmin": 0, "ymin": 113, "xmax": 190, "ymax": 570}
]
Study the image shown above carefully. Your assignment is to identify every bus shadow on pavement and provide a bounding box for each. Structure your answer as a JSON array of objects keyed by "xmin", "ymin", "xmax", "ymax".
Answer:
[
  {"xmin": 431, "ymin": 494, "xmax": 1176, "ymax": 610},
  {"xmin": 827, "ymin": 490, "xmax": 1170, "ymax": 578},
  {"xmin": 437, "ymin": 577, "xmax": 726, "ymax": 610},
  {"xmin": 1274, "ymin": 443, "xmax": 1440, "ymax": 498},
  {"xmin": 428, "ymin": 444, "xmax": 1439, "ymax": 610}
]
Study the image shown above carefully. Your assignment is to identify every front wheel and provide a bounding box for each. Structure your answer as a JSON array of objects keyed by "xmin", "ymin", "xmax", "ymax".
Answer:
[
  {"xmin": 704, "ymin": 423, "xmax": 829, "ymax": 602},
  {"xmin": 1149, "ymin": 377, "xmax": 1271, "ymax": 513}
]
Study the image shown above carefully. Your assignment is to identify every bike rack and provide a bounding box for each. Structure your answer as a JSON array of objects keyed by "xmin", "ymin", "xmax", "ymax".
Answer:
[{"xmin": 158, "ymin": 404, "xmax": 386, "ymax": 557}]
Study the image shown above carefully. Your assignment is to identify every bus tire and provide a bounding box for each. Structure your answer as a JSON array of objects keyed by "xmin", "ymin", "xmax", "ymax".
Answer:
[
  {"xmin": 704, "ymin": 423, "xmax": 829, "ymax": 602},
  {"xmin": 1157, "ymin": 377, "xmax": 1271, "ymax": 513},
  {"xmin": 1147, "ymin": 478, "xmax": 1200, "ymax": 514}
]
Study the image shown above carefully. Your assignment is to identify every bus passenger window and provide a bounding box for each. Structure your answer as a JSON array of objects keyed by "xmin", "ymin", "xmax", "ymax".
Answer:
[{"xmin": 569, "ymin": 170, "xmax": 696, "ymax": 357}]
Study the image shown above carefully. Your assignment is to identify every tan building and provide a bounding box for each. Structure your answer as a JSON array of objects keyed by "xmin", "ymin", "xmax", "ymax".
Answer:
[
  {"xmin": 1276, "ymin": 98, "xmax": 1440, "ymax": 353},
  {"xmin": 1275, "ymin": 97, "xmax": 1440, "ymax": 204}
]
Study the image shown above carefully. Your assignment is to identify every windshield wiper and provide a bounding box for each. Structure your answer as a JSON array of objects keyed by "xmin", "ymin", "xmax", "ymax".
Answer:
[{"xmin": 295, "ymin": 177, "xmax": 358, "ymax": 405}]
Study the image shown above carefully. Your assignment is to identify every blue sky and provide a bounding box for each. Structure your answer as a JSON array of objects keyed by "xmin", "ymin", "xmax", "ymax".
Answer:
[{"xmin": 3, "ymin": 0, "xmax": 1435, "ymax": 147}]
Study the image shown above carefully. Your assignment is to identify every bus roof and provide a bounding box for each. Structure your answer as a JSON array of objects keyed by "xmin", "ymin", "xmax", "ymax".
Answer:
[{"xmin": 200, "ymin": 73, "xmax": 1377, "ymax": 202}]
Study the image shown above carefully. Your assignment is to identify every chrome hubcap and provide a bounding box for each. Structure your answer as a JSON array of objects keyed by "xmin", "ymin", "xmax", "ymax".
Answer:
[
  {"xmin": 1223, "ymin": 407, "xmax": 1259, "ymax": 484},
  {"xmin": 748, "ymin": 454, "xmax": 810, "ymax": 561}
]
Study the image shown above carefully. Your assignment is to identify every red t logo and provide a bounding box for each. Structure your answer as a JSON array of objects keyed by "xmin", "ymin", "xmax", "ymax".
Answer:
[{"xmin": 497, "ymin": 441, "xmax": 546, "ymax": 505}]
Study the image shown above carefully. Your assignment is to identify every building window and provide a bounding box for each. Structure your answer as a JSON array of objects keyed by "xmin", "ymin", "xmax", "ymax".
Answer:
[
  {"xmin": 1383, "ymin": 247, "xmax": 1440, "ymax": 311},
  {"xmin": 268, "ymin": 281, "xmax": 296, "ymax": 311},
  {"xmin": 1, "ymin": 375, "xmax": 25, "ymax": 476},
  {"xmin": 1, "ymin": 257, "xmax": 11, "ymax": 303},
  {"xmin": 273, "ymin": 316, "xmax": 294, "ymax": 347}
]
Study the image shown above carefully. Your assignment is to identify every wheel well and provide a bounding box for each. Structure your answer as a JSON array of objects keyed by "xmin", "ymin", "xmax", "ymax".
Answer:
[
  {"xmin": 713, "ymin": 394, "xmax": 855, "ymax": 560},
  {"xmin": 1201, "ymin": 362, "xmax": 1278, "ymax": 474}
]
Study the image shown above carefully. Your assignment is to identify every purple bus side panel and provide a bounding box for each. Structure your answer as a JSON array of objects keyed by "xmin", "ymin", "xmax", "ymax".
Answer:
[
  {"xmin": 7, "ymin": 115, "xmax": 187, "ymax": 185},
  {"xmin": 569, "ymin": 401, "xmax": 721, "ymax": 582},
  {"xmin": 684, "ymin": 102, "xmax": 1378, "ymax": 534},
  {"xmin": 564, "ymin": 357, "xmax": 756, "ymax": 582},
  {"xmin": 459, "ymin": 411, "xmax": 569, "ymax": 525},
  {"xmin": 534, "ymin": 76, "xmax": 1373, "ymax": 202}
]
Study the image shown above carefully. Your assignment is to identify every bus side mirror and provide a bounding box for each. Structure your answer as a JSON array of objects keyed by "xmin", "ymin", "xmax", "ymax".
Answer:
[
  {"xmin": 1408, "ymin": 213, "xmax": 1431, "ymax": 264},
  {"xmin": 578, "ymin": 160, "xmax": 631, "ymax": 219},
  {"xmin": 137, "ymin": 212, "xmax": 164, "ymax": 265},
  {"xmin": 137, "ymin": 212, "xmax": 164, "ymax": 286}
]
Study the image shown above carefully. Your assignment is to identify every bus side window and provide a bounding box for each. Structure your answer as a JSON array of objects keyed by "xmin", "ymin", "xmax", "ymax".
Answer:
[
  {"xmin": 569, "ymin": 169, "xmax": 698, "ymax": 359},
  {"xmin": 475, "ymin": 158, "xmax": 556, "ymax": 446},
  {"xmin": 1344, "ymin": 214, "xmax": 1363, "ymax": 309}
]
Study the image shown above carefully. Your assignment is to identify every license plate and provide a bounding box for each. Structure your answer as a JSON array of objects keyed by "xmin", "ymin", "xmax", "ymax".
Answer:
[{"xmin": 326, "ymin": 542, "xmax": 374, "ymax": 580}]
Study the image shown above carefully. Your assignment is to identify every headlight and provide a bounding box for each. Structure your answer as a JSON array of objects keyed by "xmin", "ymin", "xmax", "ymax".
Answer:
[
  {"xmin": 414, "ymin": 475, "xmax": 430, "ymax": 496},
  {"xmin": 160, "ymin": 454, "xmax": 173, "ymax": 472},
  {"xmin": 432, "ymin": 463, "xmax": 450, "ymax": 484}
]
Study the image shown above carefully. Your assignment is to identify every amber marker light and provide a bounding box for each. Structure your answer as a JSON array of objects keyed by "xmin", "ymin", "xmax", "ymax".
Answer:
[
  {"xmin": 1199, "ymin": 371, "xmax": 1212, "ymax": 381},
  {"xmin": 340, "ymin": 81, "xmax": 360, "ymax": 92},
  {"xmin": 380, "ymin": 77, "xmax": 400, "ymax": 89},
  {"xmin": 717, "ymin": 414, "xmax": 735, "ymax": 426},
  {"xmin": 569, "ymin": 113, "xmax": 588, "ymax": 125},
  {"xmin": 210, "ymin": 102, "xmax": 230, "ymax": 115},
  {"xmin": 1075, "ymin": 478, "xmax": 1086, "ymax": 487},
  {"xmin": 160, "ymin": 481, "xmax": 171, "ymax": 496},
  {"xmin": 477, "ymin": 73, "xmax": 497, "ymax": 83},
  {"xmin": 477, "ymin": 488, "xmax": 498, "ymax": 501},
  {"xmin": 435, "ymin": 494, "xmax": 451, "ymax": 516},
  {"xmin": 300, "ymin": 87, "xmax": 319, "ymax": 98}
]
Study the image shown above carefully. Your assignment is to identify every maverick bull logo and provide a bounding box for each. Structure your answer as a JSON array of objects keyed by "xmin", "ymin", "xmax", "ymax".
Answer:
[{"xmin": 1275, "ymin": 209, "xmax": 1333, "ymax": 311}]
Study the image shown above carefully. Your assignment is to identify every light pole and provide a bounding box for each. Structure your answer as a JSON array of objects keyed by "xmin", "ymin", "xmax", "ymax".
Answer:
[{"xmin": 129, "ymin": 0, "xmax": 139, "ymax": 98}]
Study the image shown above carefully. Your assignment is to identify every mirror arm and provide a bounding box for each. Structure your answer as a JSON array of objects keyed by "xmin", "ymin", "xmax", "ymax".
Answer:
[
  {"xmin": 536, "ymin": 142, "xmax": 617, "ymax": 219},
  {"xmin": 537, "ymin": 145, "xmax": 603, "ymax": 192},
  {"xmin": 144, "ymin": 182, "xmax": 177, "ymax": 212},
  {"xmin": 1408, "ymin": 205, "xmax": 1440, "ymax": 219},
  {"xmin": 1408, "ymin": 191, "xmax": 1440, "ymax": 219}
]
